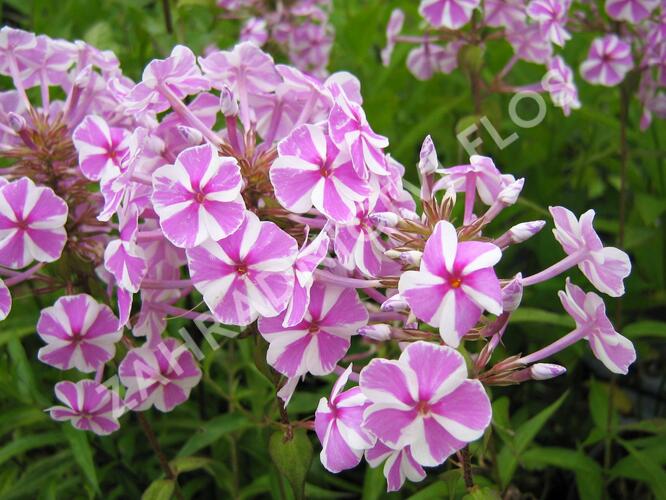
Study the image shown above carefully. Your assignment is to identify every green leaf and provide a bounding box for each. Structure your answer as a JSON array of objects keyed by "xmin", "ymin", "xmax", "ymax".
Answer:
[
  {"xmin": 521, "ymin": 447, "xmax": 603, "ymax": 500},
  {"xmin": 177, "ymin": 414, "xmax": 248, "ymax": 457},
  {"xmin": 63, "ymin": 425, "xmax": 99, "ymax": 494},
  {"xmin": 361, "ymin": 464, "xmax": 385, "ymax": 500},
  {"xmin": 0, "ymin": 406, "xmax": 47, "ymax": 436},
  {"xmin": 463, "ymin": 486, "xmax": 502, "ymax": 500},
  {"xmin": 623, "ymin": 320, "xmax": 666, "ymax": 339},
  {"xmin": 141, "ymin": 479, "xmax": 175, "ymax": 500},
  {"xmin": 169, "ymin": 456, "xmax": 212, "ymax": 475},
  {"xmin": 268, "ymin": 429, "xmax": 313, "ymax": 500},
  {"xmin": 617, "ymin": 439, "xmax": 666, "ymax": 500},
  {"xmin": 0, "ymin": 432, "xmax": 65, "ymax": 468},
  {"xmin": 620, "ymin": 418, "xmax": 666, "ymax": 434},
  {"xmin": 498, "ymin": 391, "xmax": 568, "ymax": 487},
  {"xmin": 509, "ymin": 308, "xmax": 575, "ymax": 328},
  {"xmin": 588, "ymin": 379, "xmax": 618, "ymax": 433}
]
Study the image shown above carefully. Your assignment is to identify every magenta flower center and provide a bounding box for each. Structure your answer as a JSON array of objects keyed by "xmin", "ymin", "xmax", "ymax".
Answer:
[
  {"xmin": 449, "ymin": 276, "xmax": 462, "ymax": 288},
  {"xmin": 194, "ymin": 191, "xmax": 207, "ymax": 204},
  {"xmin": 415, "ymin": 399, "xmax": 431, "ymax": 415},
  {"xmin": 308, "ymin": 322, "xmax": 320, "ymax": 335},
  {"xmin": 236, "ymin": 264, "xmax": 248, "ymax": 275}
]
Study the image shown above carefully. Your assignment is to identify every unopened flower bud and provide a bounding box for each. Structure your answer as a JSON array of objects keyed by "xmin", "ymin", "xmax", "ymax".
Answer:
[
  {"xmin": 418, "ymin": 135, "xmax": 438, "ymax": 175},
  {"xmin": 358, "ymin": 324, "xmax": 392, "ymax": 341},
  {"xmin": 384, "ymin": 249, "xmax": 401, "ymax": 259},
  {"xmin": 177, "ymin": 125, "xmax": 203, "ymax": 146},
  {"xmin": 398, "ymin": 208, "xmax": 420, "ymax": 222},
  {"xmin": 399, "ymin": 250, "xmax": 422, "ymax": 266},
  {"xmin": 74, "ymin": 64, "xmax": 93, "ymax": 88},
  {"xmin": 443, "ymin": 187, "xmax": 457, "ymax": 207},
  {"xmin": 510, "ymin": 220, "xmax": 546, "ymax": 243},
  {"xmin": 501, "ymin": 273, "xmax": 523, "ymax": 312},
  {"xmin": 381, "ymin": 294, "xmax": 409, "ymax": 313},
  {"xmin": 370, "ymin": 211, "xmax": 400, "ymax": 227},
  {"xmin": 498, "ymin": 177, "xmax": 524, "ymax": 206},
  {"xmin": 530, "ymin": 363, "xmax": 566, "ymax": 380},
  {"xmin": 220, "ymin": 85, "xmax": 239, "ymax": 116},
  {"xmin": 7, "ymin": 112, "xmax": 26, "ymax": 133}
]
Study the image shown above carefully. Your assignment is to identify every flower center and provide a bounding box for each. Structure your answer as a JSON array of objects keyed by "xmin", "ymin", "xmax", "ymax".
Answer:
[
  {"xmin": 415, "ymin": 400, "xmax": 430, "ymax": 415},
  {"xmin": 194, "ymin": 191, "xmax": 206, "ymax": 204},
  {"xmin": 236, "ymin": 264, "xmax": 248, "ymax": 276},
  {"xmin": 449, "ymin": 277, "xmax": 462, "ymax": 288},
  {"xmin": 319, "ymin": 165, "xmax": 330, "ymax": 178},
  {"xmin": 15, "ymin": 218, "xmax": 29, "ymax": 231},
  {"xmin": 308, "ymin": 322, "xmax": 320, "ymax": 335}
]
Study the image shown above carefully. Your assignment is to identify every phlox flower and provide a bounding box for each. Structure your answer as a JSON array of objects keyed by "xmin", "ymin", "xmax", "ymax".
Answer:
[
  {"xmin": 186, "ymin": 212, "xmax": 297, "ymax": 326},
  {"xmin": 258, "ymin": 282, "xmax": 368, "ymax": 377},
  {"xmin": 0, "ymin": 279, "xmax": 10, "ymax": 320},
  {"xmin": 399, "ymin": 220, "xmax": 502, "ymax": 347},
  {"xmin": 580, "ymin": 35, "xmax": 634, "ymax": 87},
  {"xmin": 152, "ymin": 143, "xmax": 245, "ymax": 248},
  {"xmin": 0, "ymin": 177, "xmax": 68, "ymax": 269},
  {"xmin": 73, "ymin": 115, "xmax": 129, "ymax": 181},
  {"xmin": 526, "ymin": 0, "xmax": 571, "ymax": 47},
  {"xmin": 328, "ymin": 88, "xmax": 389, "ymax": 179},
  {"xmin": 360, "ymin": 342, "xmax": 492, "ymax": 467},
  {"xmin": 104, "ymin": 208, "xmax": 147, "ymax": 294},
  {"xmin": 605, "ymin": 0, "xmax": 659, "ymax": 23},
  {"xmin": 270, "ymin": 123, "xmax": 371, "ymax": 223},
  {"xmin": 507, "ymin": 22, "xmax": 553, "ymax": 64},
  {"xmin": 544, "ymin": 56, "xmax": 581, "ymax": 116},
  {"xmin": 124, "ymin": 45, "xmax": 210, "ymax": 114},
  {"xmin": 315, "ymin": 365, "xmax": 375, "ymax": 473},
  {"xmin": 37, "ymin": 294, "xmax": 122, "ymax": 372},
  {"xmin": 381, "ymin": 9, "xmax": 405, "ymax": 67},
  {"xmin": 406, "ymin": 42, "xmax": 460, "ymax": 81},
  {"xmin": 559, "ymin": 278, "xmax": 636, "ymax": 374},
  {"xmin": 284, "ymin": 230, "xmax": 330, "ymax": 327},
  {"xmin": 484, "ymin": 0, "xmax": 526, "ymax": 28},
  {"xmin": 437, "ymin": 155, "xmax": 506, "ymax": 206},
  {"xmin": 240, "ymin": 17, "xmax": 269, "ymax": 46},
  {"xmin": 550, "ymin": 206, "xmax": 631, "ymax": 296},
  {"xmin": 365, "ymin": 442, "xmax": 426, "ymax": 492},
  {"xmin": 48, "ymin": 380, "xmax": 122, "ymax": 435},
  {"xmin": 418, "ymin": 0, "xmax": 481, "ymax": 30},
  {"xmin": 119, "ymin": 338, "xmax": 201, "ymax": 412}
]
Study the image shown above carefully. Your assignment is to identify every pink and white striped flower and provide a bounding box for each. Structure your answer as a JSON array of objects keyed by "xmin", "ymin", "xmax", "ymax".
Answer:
[
  {"xmin": 284, "ymin": 230, "xmax": 330, "ymax": 327},
  {"xmin": 580, "ymin": 35, "xmax": 634, "ymax": 87},
  {"xmin": 526, "ymin": 0, "xmax": 571, "ymax": 47},
  {"xmin": 418, "ymin": 0, "xmax": 480, "ymax": 30},
  {"xmin": 124, "ymin": 45, "xmax": 210, "ymax": 114},
  {"xmin": 0, "ymin": 279, "xmax": 10, "ymax": 320},
  {"xmin": 328, "ymin": 89, "xmax": 389, "ymax": 179},
  {"xmin": 559, "ymin": 278, "xmax": 636, "ymax": 374},
  {"xmin": 406, "ymin": 43, "xmax": 460, "ymax": 81},
  {"xmin": 484, "ymin": 0, "xmax": 526, "ymax": 28},
  {"xmin": 72, "ymin": 115, "xmax": 129, "ymax": 181},
  {"xmin": 543, "ymin": 56, "xmax": 580, "ymax": 116},
  {"xmin": 360, "ymin": 342, "xmax": 492, "ymax": 467},
  {"xmin": 152, "ymin": 143, "xmax": 245, "ymax": 248},
  {"xmin": 186, "ymin": 212, "xmax": 297, "ymax": 326},
  {"xmin": 119, "ymin": 338, "xmax": 201, "ymax": 412},
  {"xmin": 270, "ymin": 124, "xmax": 371, "ymax": 223},
  {"xmin": 37, "ymin": 294, "xmax": 122, "ymax": 372},
  {"xmin": 48, "ymin": 380, "xmax": 122, "ymax": 435},
  {"xmin": 365, "ymin": 442, "xmax": 426, "ymax": 492},
  {"xmin": 334, "ymin": 202, "xmax": 388, "ymax": 277},
  {"xmin": 399, "ymin": 220, "xmax": 502, "ymax": 347},
  {"xmin": 0, "ymin": 177, "xmax": 68, "ymax": 269},
  {"xmin": 315, "ymin": 365, "xmax": 375, "ymax": 473},
  {"xmin": 258, "ymin": 282, "xmax": 368, "ymax": 377},
  {"xmin": 104, "ymin": 208, "xmax": 147, "ymax": 293},
  {"xmin": 605, "ymin": 0, "xmax": 659, "ymax": 23},
  {"xmin": 381, "ymin": 9, "xmax": 405, "ymax": 66},
  {"xmin": 550, "ymin": 206, "xmax": 631, "ymax": 296}
]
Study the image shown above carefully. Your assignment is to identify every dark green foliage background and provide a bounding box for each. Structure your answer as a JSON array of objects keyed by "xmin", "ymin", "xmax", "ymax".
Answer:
[{"xmin": 0, "ymin": 0, "xmax": 665, "ymax": 498}]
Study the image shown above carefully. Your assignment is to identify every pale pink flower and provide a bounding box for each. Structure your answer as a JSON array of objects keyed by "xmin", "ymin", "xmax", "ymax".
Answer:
[
  {"xmin": 365, "ymin": 442, "xmax": 426, "ymax": 492},
  {"xmin": 580, "ymin": 35, "xmax": 634, "ymax": 87},
  {"xmin": 152, "ymin": 143, "xmax": 245, "ymax": 248},
  {"xmin": 360, "ymin": 342, "xmax": 492, "ymax": 466},
  {"xmin": 544, "ymin": 56, "xmax": 580, "ymax": 116},
  {"xmin": 258, "ymin": 282, "xmax": 368, "ymax": 377},
  {"xmin": 0, "ymin": 177, "xmax": 68, "ymax": 269},
  {"xmin": 559, "ymin": 278, "xmax": 636, "ymax": 374},
  {"xmin": 399, "ymin": 221, "xmax": 502, "ymax": 347},
  {"xmin": 419, "ymin": 0, "xmax": 480, "ymax": 29},
  {"xmin": 104, "ymin": 208, "xmax": 147, "ymax": 293},
  {"xmin": 270, "ymin": 123, "xmax": 371, "ymax": 223},
  {"xmin": 406, "ymin": 42, "xmax": 460, "ymax": 81},
  {"xmin": 0, "ymin": 279, "xmax": 10, "ymax": 320},
  {"xmin": 526, "ymin": 0, "xmax": 571, "ymax": 47},
  {"xmin": 186, "ymin": 212, "xmax": 297, "ymax": 325},
  {"xmin": 484, "ymin": 0, "xmax": 526, "ymax": 28},
  {"xmin": 240, "ymin": 17, "xmax": 269, "ymax": 47},
  {"xmin": 48, "ymin": 380, "xmax": 122, "ymax": 435},
  {"xmin": 381, "ymin": 9, "xmax": 405, "ymax": 67},
  {"xmin": 507, "ymin": 22, "xmax": 553, "ymax": 64},
  {"xmin": 605, "ymin": 0, "xmax": 659, "ymax": 23},
  {"xmin": 119, "ymin": 338, "xmax": 202, "ymax": 412},
  {"xmin": 37, "ymin": 294, "xmax": 122, "ymax": 372},
  {"xmin": 315, "ymin": 365, "xmax": 375, "ymax": 473},
  {"xmin": 73, "ymin": 115, "xmax": 129, "ymax": 181},
  {"xmin": 550, "ymin": 206, "xmax": 631, "ymax": 296}
]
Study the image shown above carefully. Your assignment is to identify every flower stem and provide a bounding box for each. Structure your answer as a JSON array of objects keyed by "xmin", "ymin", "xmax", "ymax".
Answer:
[
  {"xmin": 521, "ymin": 251, "xmax": 585, "ymax": 287},
  {"xmin": 314, "ymin": 269, "xmax": 382, "ymax": 288}
]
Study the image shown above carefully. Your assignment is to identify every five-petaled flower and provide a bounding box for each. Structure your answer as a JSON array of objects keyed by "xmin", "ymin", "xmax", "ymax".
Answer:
[
  {"xmin": 399, "ymin": 220, "xmax": 503, "ymax": 347},
  {"xmin": 418, "ymin": 0, "xmax": 481, "ymax": 30},
  {"xmin": 73, "ymin": 115, "xmax": 129, "ymax": 181},
  {"xmin": 580, "ymin": 35, "xmax": 634, "ymax": 87}
]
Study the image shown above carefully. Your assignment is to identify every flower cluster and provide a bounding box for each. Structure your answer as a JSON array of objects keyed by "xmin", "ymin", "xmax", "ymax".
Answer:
[
  {"xmin": 382, "ymin": 0, "xmax": 665, "ymax": 126},
  {"xmin": 216, "ymin": 0, "xmax": 334, "ymax": 78},
  {"xmin": 1, "ymin": 25, "xmax": 635, "ymax": 492}
]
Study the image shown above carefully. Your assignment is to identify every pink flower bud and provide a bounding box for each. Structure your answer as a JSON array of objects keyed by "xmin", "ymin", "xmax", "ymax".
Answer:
[
  {"xmin": 74, "ymin": 64, "xmax": 93, "ymax": 88},
  {"xmin": 380, "ymin": 294, "xmax": 409, "ymax": 313},
  {"xmin": 498, "ymin": 177, "xmax": 524, "ymax": 205},
  {"xmin": 370, "ymin": 211, "xmax": 400, "ymax": 227},
  {"xmin": 510, "ymin": 220, "xmax": 546, "ymax": 243},
  {"xmin": 358, "ymin": 324, "xmax": 392, "ymax": 341},
  {"xmin": 502, "ymin": 273, "xmax": 523, "ymax": 312},
  {"xmin": 399, "ymin": 250, "xmax": 422, "ymax": 266},
  {"xmin": 530, "ymin": 363, "xmax": 566, "ymax": 380},
  {"xmin": 418, "ymin": 135, "xmax": 438, "ymax": 175},
  {"xmin": 7, "ymin": 112, "xmax": 26, "ymax": 132},
  {"xmin": 399, "ymin": 208, "xmax": 420, "ymax": 222},
  {"xmin": 177, "ymin": 125, "xmax": 203, "ymax": 146},
  {"xmin": 219, "ymin": 85, "xmax": 239, "ymax": 116}
]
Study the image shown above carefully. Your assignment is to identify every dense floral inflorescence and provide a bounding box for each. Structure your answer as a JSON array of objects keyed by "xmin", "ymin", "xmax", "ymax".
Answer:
[
  {"xmin": 0, "ymin": 24, "xmax": 635, "ymax": 491},
  {"xmin": 382, "ymin": 0, "xmax": 665, "ymax": 127}
]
